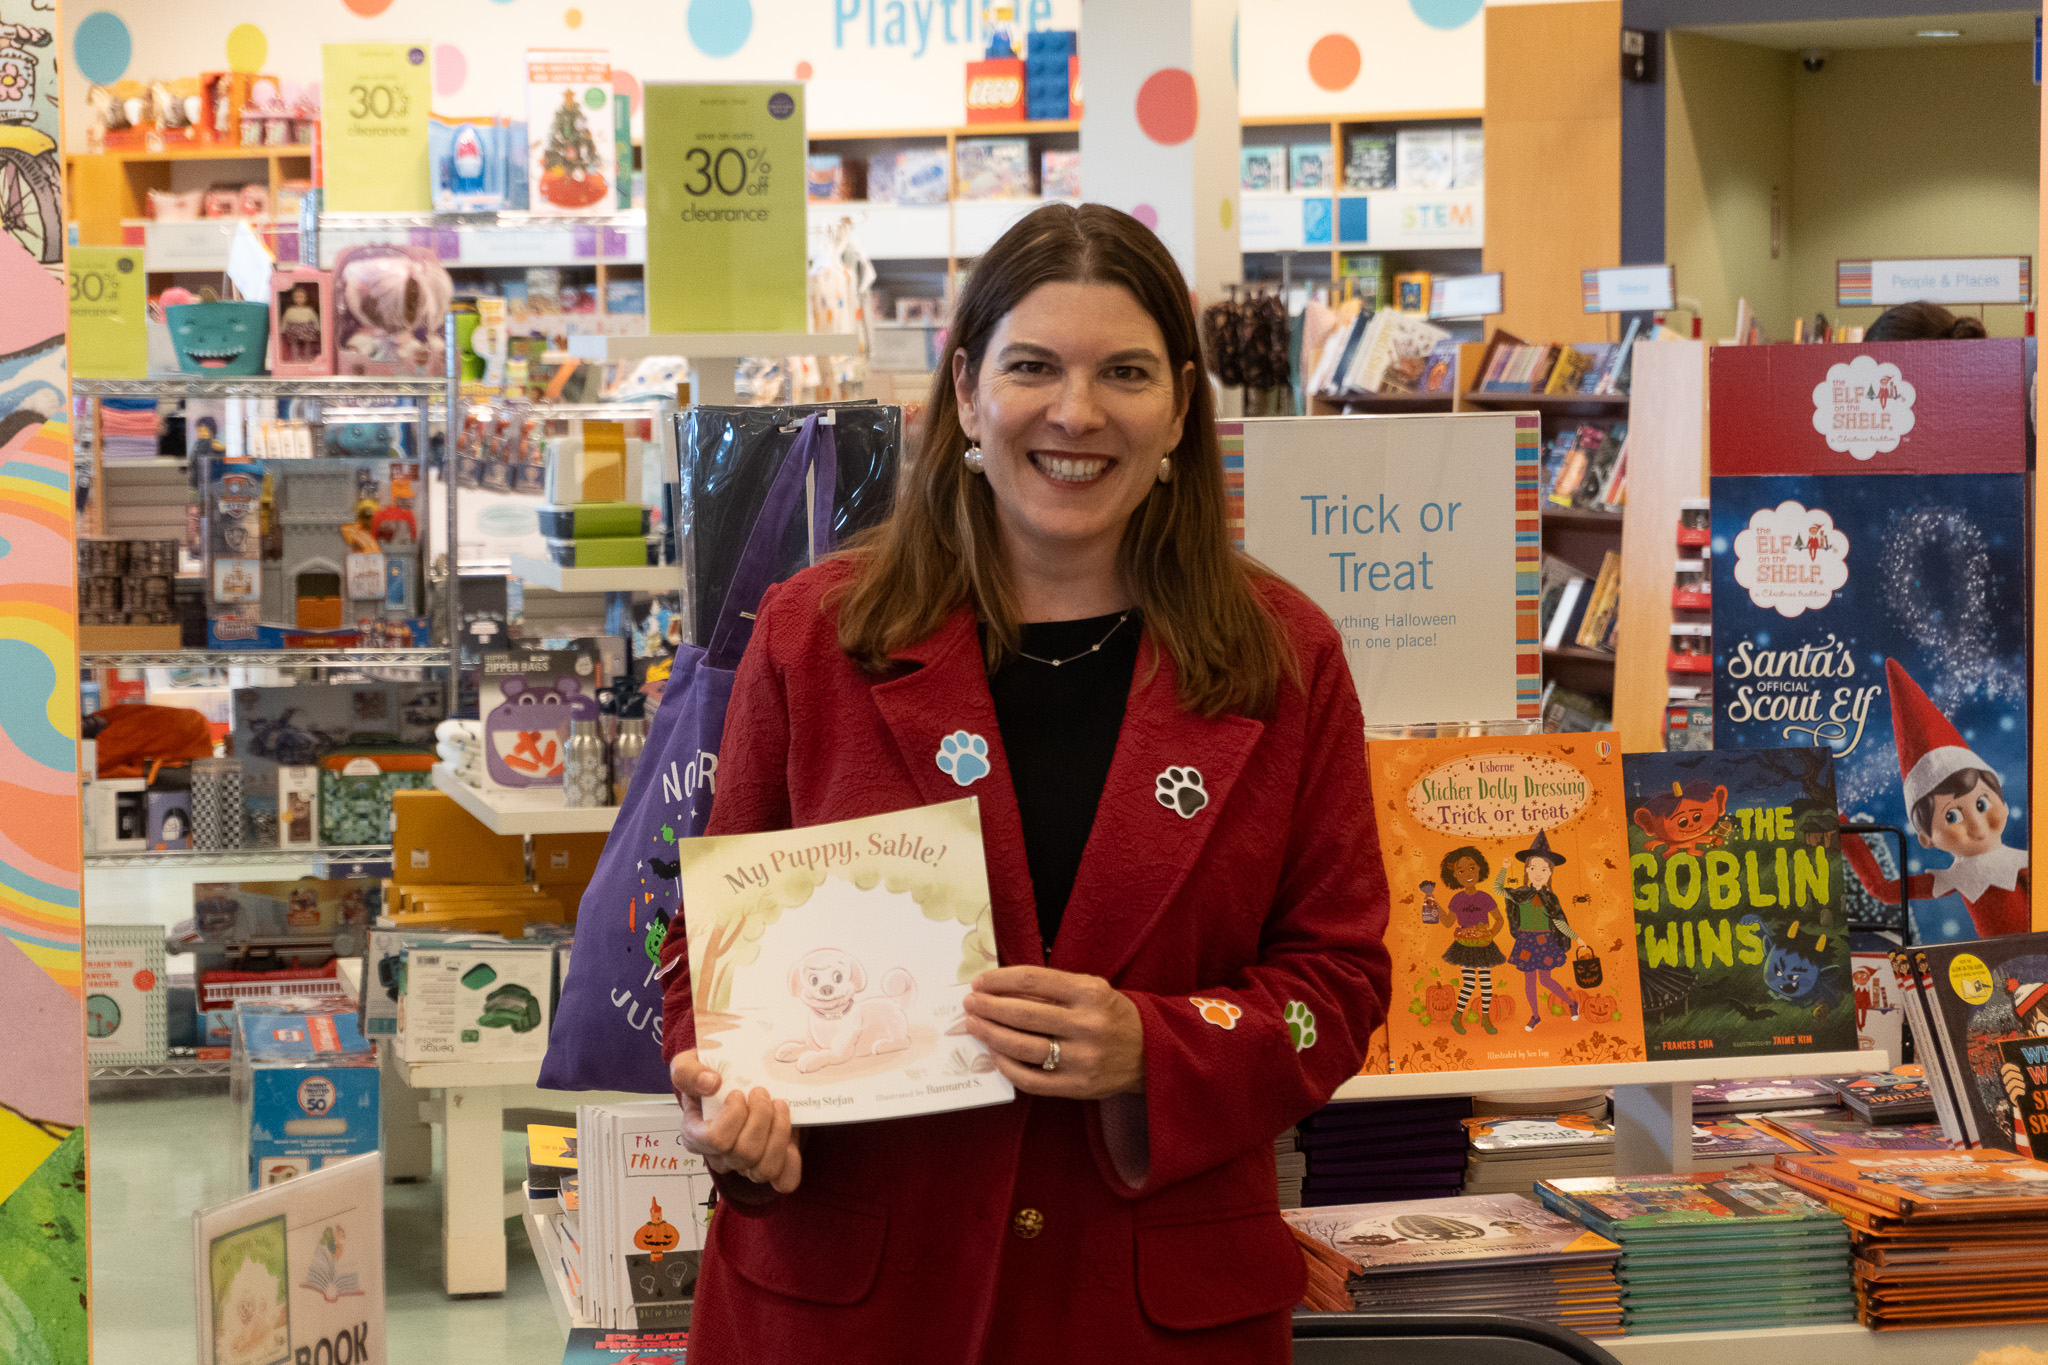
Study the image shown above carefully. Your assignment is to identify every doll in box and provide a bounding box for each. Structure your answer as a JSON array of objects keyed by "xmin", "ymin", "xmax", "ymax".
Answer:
[
  {"xmin": 332, "ymin": 245, "xmax": 453, "ymax": 377},
  {"xmin": 270, "ymin": 269, "xmax": 333, "ymax": 376}
]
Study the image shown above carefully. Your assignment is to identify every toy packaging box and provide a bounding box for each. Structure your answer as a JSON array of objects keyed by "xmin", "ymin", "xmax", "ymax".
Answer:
[
  {"xmin": 398, "ymin": 941, "xmax": 554, "ymax": 1063},
  {"xmin": 360, "ymin": 929, "xmax": 508, "ymax": 1038},
  {"xmin": 526, "ymin": 49, "xmax": 615, "ymax": 213},
  {"xmin": 232, "ymin": 1003, "xmax": 380, "ymax": 1188},
  {"xmin": 269, "ymin": 268, "xmax": 334, "ymax": 377},
  {"xmin": 392, "ymin": 788, "xmax": 527, "ymax": 884},
  {"xmin": 333, "ymin": 244, "xmax": 453, "ymax": 377},
  {"xmin": 319, "ymin": 748, "xmax": 435, "ymax": 846},
  {"xmin": 1040, "ymin": 149, "xmax": 1081, "ymax": 201},
  {"xmin": 432, "ymin": 114, "xmax": 518, "ymax": 212},
  {"xmin": 955, "ymin": 138, "xmax": 1033, "ymax": 200},
  {"xmin": 478, "ymin": 646, "xmax": 603, "ymax": 792},
  {"xmin": 869, "ymin": 148, "xmax": 949, "ymax": 206}
]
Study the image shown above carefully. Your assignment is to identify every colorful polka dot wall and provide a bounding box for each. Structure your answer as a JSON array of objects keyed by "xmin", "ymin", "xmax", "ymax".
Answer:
[
  {"xmin": 435, "ymin": 44, "xmax": 468, "ymax": 95},
  {"xmin": 1134, "ymin": 68, "xmax": 1197, "ymax": 146},
  {"xmin": 688, "ymin": 0, "xmax": 753, "ymax": 58},
  {"xmin": 342, "ymin": 0, "xmax": 394, "ymax": 16},
  {"xmin": 1307, "ymin": 33, "xmax": 1360, "ymax": 92},
  {"xmin": 72, "ymin": 11, "xmax": 131, "ymax": 85},
  {"xmin": 225, "ymin": 24, "xmax": 267, "ymax": 74},
  {"xmin": 612, "ymin": 69, "xmax": 641, "ymax": 115},
  {"xmin": 1410, "ymin": 0, "xmax": 1484, "ymax": 31}
]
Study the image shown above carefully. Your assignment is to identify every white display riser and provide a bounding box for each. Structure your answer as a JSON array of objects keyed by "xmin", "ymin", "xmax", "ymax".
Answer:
[
  {"xmin": 1604, "ymin": 1321, "xmax": 2047, "ymax": 1364},
  {"xmin": 1335, "ymin": 1051, "xmax": 1881, "ymax": 1177}
]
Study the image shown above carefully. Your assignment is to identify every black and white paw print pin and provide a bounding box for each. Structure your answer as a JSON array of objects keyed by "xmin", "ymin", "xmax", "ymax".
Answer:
[{"xmin": 1155, "ymin": 766, "xmax": 1207, "ymax": 819}]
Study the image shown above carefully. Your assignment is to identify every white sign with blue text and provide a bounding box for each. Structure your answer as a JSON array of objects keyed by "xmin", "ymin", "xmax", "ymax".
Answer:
[{"xmin": 1236, "ymin": 413, "xmax": 1522, "ymax": 731}]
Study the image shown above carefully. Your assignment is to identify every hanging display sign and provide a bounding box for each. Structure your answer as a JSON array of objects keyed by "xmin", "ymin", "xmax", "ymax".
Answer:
[
  {"xmin": 644, "ymin": 82, "xmax": 808, "ymax": 335},
  {"xmin": 67, "ymin": 246, "xmax": 148, "ymax": 379},
  {"xmin": 1707, "ymin": 339, "xmax": 2032, "ymax": 946},
  {"xmin": 1836, "ymin": 256, "xmax": 2032, "ymax": 308},
  {"xmin": 1229, "ymin": 412, "xmax": 1539, "ymax": 731},
  {"xmin": 320, "ymin": 43, "xmax": 434, "ymax": 213},
  {"xmin": 1580, "ymin": 264, "xmax": 1675, "ymax": 314},
  {"xmin": 1429, "ymin": 272, "xmax": 1503, "ymax": 319}
]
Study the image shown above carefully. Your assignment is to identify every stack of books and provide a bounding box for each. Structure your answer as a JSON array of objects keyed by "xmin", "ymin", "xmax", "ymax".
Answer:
[
  {"xmin": 1285, "ymin": 1193, "xmax": 1623, "ymax": 1337},
  {"xmin": 574, "ymin": 1102, "xmax": 713, "ymax": 1330},
  {"xmin": 1690, "ymin": 1115, "xmax": 1808, "ymax": 1168},
  {"xmin": 1298, "ymin": 1097, "xmax": 1472, "ymax": 1207},
  {"xmin": 1890, "ymin": 932, "xmax": 2048, "ymax": 1153},
  {"xmin": 1462, "ymin": 1114, "xmax": 1615, "ymax": 1196},
  {"xmin": 525, "ymin": 1123, "xmax": 584, "ymax": 1307},
  {"xmin": 1756, "ymin": 1111, "xmax": 1954, "ymax": 1156},
  {"xmin": 1690, "ymin": 1076, "xmax": 1843, "ymax": 1117},
  {"xmin": 1276, "ymin": 1126, "xmax": 1306, "ymax": 1209},
  {"xmin": 1538, "ymin": 1172, "xmax": 1855, "ymax": 1334},
  {"xmin": 1770, "ymin": 1148, "xmax": 2048, "ymax": 1330},
  {"xmin": 1542, "ymin": 548, "xmax": 1622, "ymax": 654},
  {"xmin": 1828, "ymin": 1071, "xmax": 1938, "ymax": 1126},
  {"xmin": 1307, "ymin": 309, "xmax": 1452, "ymax": 397}
]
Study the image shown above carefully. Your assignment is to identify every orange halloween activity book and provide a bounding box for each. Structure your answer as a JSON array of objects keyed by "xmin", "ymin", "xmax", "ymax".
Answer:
[{"xmin": 1368, "ymin": 734, "xmax": 1648, "ymax": 1073}]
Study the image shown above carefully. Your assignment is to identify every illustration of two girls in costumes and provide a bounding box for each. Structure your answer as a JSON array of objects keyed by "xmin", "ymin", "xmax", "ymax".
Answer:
[{"xmin": 1433, "ymin": 830, "xmax": 1584, "ymax": 1034}]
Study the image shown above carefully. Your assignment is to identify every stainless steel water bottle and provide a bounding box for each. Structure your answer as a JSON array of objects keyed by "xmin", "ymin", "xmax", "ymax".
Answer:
[
  {"xmin": 611, "ymin": 697, "xmax": 647, "ymax": 806},
  {"xmin": 563, "ymin": 719, "xmax": 609, "ymax": 808}
]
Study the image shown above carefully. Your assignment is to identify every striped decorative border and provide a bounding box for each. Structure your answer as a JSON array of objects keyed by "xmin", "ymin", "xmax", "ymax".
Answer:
[
  {"xmin": 1514, "ymin": 415, "xmax": 1542, "ymax": 720},
  {"xmin": 1837, "ymin": 259, "xmax": 1874, "ymax": 307},
  {"xmin": 1220, "ymin": 421, "xmax": 1245, "ymax": 549},
  {"xmin": 1837, "ymin": 256, "xmax": 2032, "ymax": 308},
  {"xmin": 1579, "ymin": 269, "xmax": 1603, "ymax": 313}
]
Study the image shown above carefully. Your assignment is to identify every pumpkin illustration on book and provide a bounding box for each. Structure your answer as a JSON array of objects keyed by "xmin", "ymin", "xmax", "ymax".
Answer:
[{"xmin": 634, "ymin": 1198, "xmax": 681, "ymax": 1260}]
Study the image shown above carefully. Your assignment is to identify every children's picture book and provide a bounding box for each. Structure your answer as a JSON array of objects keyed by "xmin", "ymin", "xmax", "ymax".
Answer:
[
  {"xmin": 192, "ymin": 1152, "xmax": 384, "ymax": 1365},
  {"xmin": 1851, "ymin": 933, "xmax": 1908, "ymax": 1063},
  {"xmin": 84, "ymin": 924, "xmax": 167, "ymax": 1067},
  {"xmin": 1289, "ymin": 144, "xmax": 1330, "ymax": 192},
  {"xmin": 574, "ymin": 1102, "xmax": 713, "ymax": 1330},
  {"xmin": 1709, "ymin": 470, "xmax": 2029, "ymax": 945},
  {"xmin": 680, "ymin": 798, "xmax": 1014, "ymax": 1124},
  {"xmin": 1396, "ymin": 128, "xmax": 1455, "ymax": 191},
  {"xmin": 1690, "ymin": 1077, "xmax": 1841, "ymax": 1114},
  {"xmin": 1368, "ymin": 735, "xmax": 1647, "ymax": 1073},
  {"xmin": 1282, "ymin": 1193, "xmax": 1622, "ymax": 1274},
  {"xmin": 1999, "ymin": 1037, "xmax": 2048, "ymax": 1160},
  {"xmin": 526, "ymin": 50, "xmax": 615, "ymax": 213},
  {"xmin": 1240, "ymin": 145, "xmax": 1288, "ymax": 192},
  {"xmin": 1464, "ymin": 1115, "xmax": 1613, "ymax": 1154},
  {"xmin": 1692, "ymin": 1117, "xmax": 1806, "ymax": 1161},
  {"xmin": 1757, "ymin": 1113, "xmax": 1953, "ymax": 1155},
  {"xmin": 1828, "ymin": 1071, "xmax": 1936, "ymax": 1124},
  {"xmin": 1538, "ymin": 1172, "xmax": 1846, "ymax": 1241},
  {"xmin": 565, "ymin": 1328, "xmax": 693, "ymax": 1363},
  {"xmin": 1916, "ymin": 933, "xmax": 2048, "ymax": 1152},
  {"xmin": 1344, "ymin": 132, "xmax": 1395, "ymax": 190},
  {"xmin": 1771, "ymin": 1148, "xmax": 2048, "ymax": 1215},
  {"xmin": 1622, "ymin": 748, "xmax": 1857, "ymax": 1058}
]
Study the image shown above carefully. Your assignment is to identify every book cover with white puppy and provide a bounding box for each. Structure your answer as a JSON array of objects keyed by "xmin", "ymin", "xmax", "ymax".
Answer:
[{"xmin": 680, "ymin": 798, "xmax": 1014, "ymax": 1125}]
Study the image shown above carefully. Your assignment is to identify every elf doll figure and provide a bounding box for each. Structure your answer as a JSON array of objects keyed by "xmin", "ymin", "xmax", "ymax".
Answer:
[{"xmin": 1842, "ymin": 658, "xmax": 2030, "ymax": 938}]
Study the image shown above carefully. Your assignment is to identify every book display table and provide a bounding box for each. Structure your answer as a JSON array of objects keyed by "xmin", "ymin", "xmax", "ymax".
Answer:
[{"xmin": 378, "ymin": 1045, "xmax": 649, "ymax": 1296}]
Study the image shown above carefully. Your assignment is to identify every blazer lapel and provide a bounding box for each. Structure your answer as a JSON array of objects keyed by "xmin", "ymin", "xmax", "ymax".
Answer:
[
  {"xmin": 1051, "ymin": 641, "xmax": 1264, "ymax": 982},
  {"xmin": 868, "ymin": 609, "xmax": 1044, "ymax": 966}
]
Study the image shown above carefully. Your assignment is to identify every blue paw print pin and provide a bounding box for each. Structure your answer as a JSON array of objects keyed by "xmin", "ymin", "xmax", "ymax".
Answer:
[{"xmin": 936, "ymin": 730, "xmax": 990, "ymax": 786}]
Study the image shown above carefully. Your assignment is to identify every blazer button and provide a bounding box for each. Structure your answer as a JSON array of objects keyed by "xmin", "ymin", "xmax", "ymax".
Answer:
[{"xmin": 1011, "ymin": 1208, "xmax": 1044, "ymax": 1240}]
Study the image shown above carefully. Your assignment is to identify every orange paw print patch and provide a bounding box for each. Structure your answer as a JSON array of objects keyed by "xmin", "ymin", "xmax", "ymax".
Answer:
[{"xmin": 1191, "ymin": 996, "xmax": 1242, "ymax": 1030}]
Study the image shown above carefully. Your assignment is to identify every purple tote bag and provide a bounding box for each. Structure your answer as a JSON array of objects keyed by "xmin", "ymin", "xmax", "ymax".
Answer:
[{"xmin": 539, "ymin": 415, "xmax": 837, "ymax": 1092}]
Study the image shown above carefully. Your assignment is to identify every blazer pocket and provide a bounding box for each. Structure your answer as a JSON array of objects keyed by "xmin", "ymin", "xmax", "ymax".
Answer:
[
  {"xmin": 717, "ymin": 1188, "xmax": 888, "ymax": 1306},
  {"xmin": 1134, "ymin": 1210, "xmax": 1306, "ymax": 1331}
]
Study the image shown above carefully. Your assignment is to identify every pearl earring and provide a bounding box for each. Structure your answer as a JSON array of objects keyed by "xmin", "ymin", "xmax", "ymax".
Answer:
[
  {"xmin": 963, "ymin": 445, "xmax": 987, "ymax": 474},
  {"xmin": 1158, "ymin": 457, "xmax": 1173, "ymax": 483}
]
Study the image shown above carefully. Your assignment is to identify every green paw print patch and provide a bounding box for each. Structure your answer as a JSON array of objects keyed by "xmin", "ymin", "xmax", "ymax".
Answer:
[{"xmin": 1284, "ymin": 1000, "xmax": 1318, "ymax": 1052}]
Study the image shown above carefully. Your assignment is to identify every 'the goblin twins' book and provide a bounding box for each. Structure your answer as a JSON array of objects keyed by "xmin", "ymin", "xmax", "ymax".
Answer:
[
  {"xmin": 1368, "ymin": 735, "xmax": 1647, "ymax": 1072},
  {"xmin": 680, "ymin": 797, "xmax": 1014, "ymax": 1124}
]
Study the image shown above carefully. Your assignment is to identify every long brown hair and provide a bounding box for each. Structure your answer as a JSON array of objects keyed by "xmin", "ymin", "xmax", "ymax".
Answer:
[{"xmin": 832, "ymin": 202, "xmax": 1295, "ymax": 718}]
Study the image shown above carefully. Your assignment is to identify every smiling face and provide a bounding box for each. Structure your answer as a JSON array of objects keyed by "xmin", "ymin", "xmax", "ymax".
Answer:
[
  {"xmin": 954, "ymin": 280, "xmax": 1192, "ymax": 590},
  {"xmin": 1451, "ymin": 856, "xmax": 1482, "ymax": 889},
  {"xmin": 1524, "ymin": 857, "xmax": 1555, "ymax": 890},
  {"xmin": 1926, "ymin": 773, "xmax": 2008, "ymax": 858},
  {"xmin": 792, "ymin": 948, "xmax": 865, "ymax": 1010}
]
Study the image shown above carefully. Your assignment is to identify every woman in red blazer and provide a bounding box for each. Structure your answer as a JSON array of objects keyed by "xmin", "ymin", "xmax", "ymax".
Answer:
[{"xmin": 660, "ymin": 203, "xmax": 1390, "ymax": 1362}]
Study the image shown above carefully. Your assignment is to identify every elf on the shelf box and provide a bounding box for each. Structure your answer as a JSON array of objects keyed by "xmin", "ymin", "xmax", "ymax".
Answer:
[{"xmin": 1708, "ymin": 340, "xmax": 2033, "ymax": 945}]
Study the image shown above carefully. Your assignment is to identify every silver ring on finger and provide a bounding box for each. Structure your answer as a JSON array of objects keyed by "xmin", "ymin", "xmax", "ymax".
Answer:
[{"xmin": 1041, "ymin": 1038, "xmax": 1060, "ymax": 1072}]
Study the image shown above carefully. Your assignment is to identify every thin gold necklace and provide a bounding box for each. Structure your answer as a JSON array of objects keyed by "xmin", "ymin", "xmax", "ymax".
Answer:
[{"xmin": 1014, "ymin": 610, "xmax": 1133, "ymax": 668}]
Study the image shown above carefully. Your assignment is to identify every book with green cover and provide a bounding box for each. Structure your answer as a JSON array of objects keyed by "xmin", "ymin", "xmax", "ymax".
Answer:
[{"xmin": 1538, "ymin": 1172, "xmax": 1847, "ymax": 1242}]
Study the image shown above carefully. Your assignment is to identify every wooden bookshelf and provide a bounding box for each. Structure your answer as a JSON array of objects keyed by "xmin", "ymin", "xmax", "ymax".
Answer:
[{"xmin": 66, "ymin": 145, "xmax": 314, "ymax": 249}]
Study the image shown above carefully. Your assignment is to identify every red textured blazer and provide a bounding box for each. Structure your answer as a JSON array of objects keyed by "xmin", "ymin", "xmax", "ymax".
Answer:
[{"xmin": 659, "ymin": 559, "xmax": 1391, "ymax": 1363}]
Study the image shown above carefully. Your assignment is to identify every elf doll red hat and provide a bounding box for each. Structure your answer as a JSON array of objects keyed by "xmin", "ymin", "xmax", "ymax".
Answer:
[
  {"xmin": 2009, "ymin": 977, "xmax": 2048, "ymax": 1023},
  {"xmin": 1887, "ymin": 658, "xmax": 1991, "ymax": 813}
]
